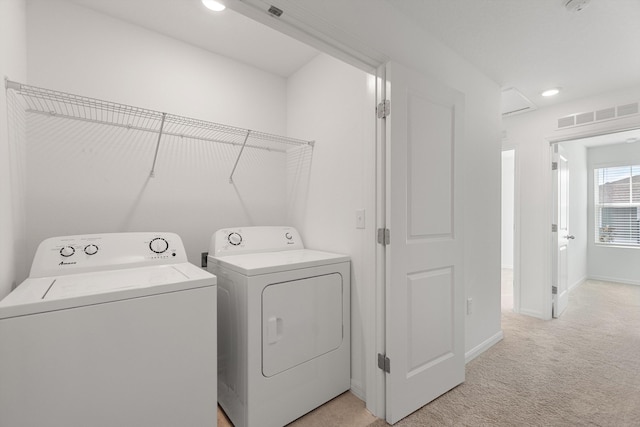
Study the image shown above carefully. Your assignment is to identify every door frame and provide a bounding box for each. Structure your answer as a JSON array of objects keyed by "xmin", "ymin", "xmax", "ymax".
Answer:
[
  {"xmin": 545, "ymin": 124, "xmax": 640, "ymax": 318},
  {"xmin": 550, "ymin": 143, "xmax": 570, "ymax": 317},
  {"xmin": 501, "ymin": 145, "xmax": 521, "ymax": 313}
]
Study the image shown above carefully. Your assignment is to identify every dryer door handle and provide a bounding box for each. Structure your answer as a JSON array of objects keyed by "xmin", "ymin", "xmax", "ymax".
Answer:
[{"xmin": 266, "ymin": 317, "xmax": 283, "ymax": 344}]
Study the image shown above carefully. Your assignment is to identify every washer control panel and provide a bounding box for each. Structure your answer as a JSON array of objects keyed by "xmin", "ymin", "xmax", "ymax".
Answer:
[
  {"xmin": 210, "ymin": 226, "xmax": 304, "ymax": 257},
  {"xmin": 29, "ymin": 232, "xmax": 187, "ymax": 278}
]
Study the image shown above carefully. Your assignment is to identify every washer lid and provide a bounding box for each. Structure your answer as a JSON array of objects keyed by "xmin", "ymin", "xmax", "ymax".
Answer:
[
  {"xmin": 209, "ymin": 249, "xmax": 349, "ymax": 276},
  {"xmin": 0, "ymin": 263, "xmax": 215, "ymax": 319}
]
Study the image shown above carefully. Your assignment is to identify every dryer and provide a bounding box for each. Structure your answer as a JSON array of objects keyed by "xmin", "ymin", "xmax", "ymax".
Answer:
[
  {"xmin": 207, "ymin": 226, "xmax": 350, "ymax": 427},
  {"xmin": 0, "ymin": 232, "xmax": 217, "ymax": 427}
]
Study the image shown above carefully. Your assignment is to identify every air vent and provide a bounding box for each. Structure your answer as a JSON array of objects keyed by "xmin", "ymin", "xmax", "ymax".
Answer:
[
  {"xmin": 501, "ymin": 87, "xmax": 537, "ymax": 117},
  {"xmin": 595, "ymin": 108, "xmax": 615, "ymax": 121},
  {"xmin": 557, "ymin": 101, "xmax": 640, "ymax": 130},
  {"xmin": 558, "ymin": 116, "xmax": 575, "ymax": 128},
  {"xmin": 576, "ymin": 111, "xmax": 594, "ymax": 125},
  {"xmin": 268, "ymin": 5, "xmax": 283, "ymax": 17},
  {"xmin": 617, "ymin": 103, "xmax": 639, "ymax": 117}
]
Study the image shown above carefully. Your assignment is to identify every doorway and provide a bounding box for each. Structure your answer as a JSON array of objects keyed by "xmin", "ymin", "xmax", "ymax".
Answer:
[
  {"xmin": 501, "ymin": 149, "xmax": 515, "ymax": 312},
  {"xmin": 548, "ymin": 129, "xmax": 640, "ymax": 313}
]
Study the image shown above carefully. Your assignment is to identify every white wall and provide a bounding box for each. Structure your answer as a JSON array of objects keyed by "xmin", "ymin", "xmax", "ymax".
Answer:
[
  {"xmin": 0, "ymin": 0, "xmax": 27, "ymax": 299},
  {"xmin": 588, "ymin": 142, "xmax": 640, "ymax": 284},
  {"xmin": 560, "ymin": 142, "xmax": 588, "ymax": 290},
  {"xmin": 285, "ymin": 53, "xmax": 375, "ymax": 398},
  {"xmin": 501, "ymin": 150, "xmax": 515, "ymax": 269},
  {"xmin": 503, "ymin": 84, "xmax": 640, "ymax": 318},
  {"xmin": 23, "ymin": 0, "xmax": 290, "ymax": 280}
]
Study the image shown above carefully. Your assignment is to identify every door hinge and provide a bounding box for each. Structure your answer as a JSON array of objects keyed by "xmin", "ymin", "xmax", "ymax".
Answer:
[
  {"xmin": 552, "ymin": 161, "xmax": 558, "ymax": 170},
  {"xmin": 377, "ymin": 100, "xmax": 390, "ymax": 119},
  {"xmin": 378, "ymin": 353, "xmax": 391, "ymax": 373},
  {"xmin": 377, "ymin": 228, "xmax": 390, "ymax": 245},
  {"xmin": 552, "ymin": 286, "xmax": 558, "ymax": 295},
  {"xmin": 552, "ymin": 224, "xmax": 558, "ymax": 232}
]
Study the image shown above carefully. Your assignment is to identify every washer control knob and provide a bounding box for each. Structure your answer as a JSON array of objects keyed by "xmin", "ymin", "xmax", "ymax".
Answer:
[
  {"xmin": 285, "ymin": 232, "xmax": 293, "ymax": 240},
  {"xmin": 84, "ymin": 244, "xmax": 99, "ymax": 255},
  {"xmin": 60, "ymin": 246, "xmax": 75, "ymax": 257},
  {"xmin": 228, "ymin": 232, "xmax": 242, "ymax": 246},
  {"xmin": 149, "ymin": 237, "xmax": 169, "ymax": 254}
]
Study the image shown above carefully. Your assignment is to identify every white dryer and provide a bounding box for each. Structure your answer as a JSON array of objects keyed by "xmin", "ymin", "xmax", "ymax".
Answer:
[
  {"xmin": 207, "ymin": 226, "xmax": 350, "ymax": 427},
  {"xmin": 0, "ymin": 232, "xmax": 217, "ymax": 427}
]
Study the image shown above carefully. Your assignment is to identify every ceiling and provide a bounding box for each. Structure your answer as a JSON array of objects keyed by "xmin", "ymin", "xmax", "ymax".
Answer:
[
  {"xmin": 70, "ymin": 0, "xmax": 640, "ymax": 115},
  {"xmin": 69, "ymin": 0, "xmax": 319, "ymax": 77},
  {"xmin": 387, "ymin": 0, "xmax": 640, "ymax": 112}
]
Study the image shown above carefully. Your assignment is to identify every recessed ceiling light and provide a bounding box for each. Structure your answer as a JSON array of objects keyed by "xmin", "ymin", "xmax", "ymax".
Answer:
[
  {"xmin": 541, "ymin": 88, "xmax": 561, "ymax": 97},
  {"xmin": 202, "ymin": 0, "xmax": 226, "ymax": 12}
]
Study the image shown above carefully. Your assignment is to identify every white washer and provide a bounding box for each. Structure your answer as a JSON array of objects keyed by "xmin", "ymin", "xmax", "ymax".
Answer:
[
  {"xmin": 207, "ymin": 226, "xmax": 350, "ymax": 427},
  {"xmin": 0, "ymin": 232, "xmax": 217, "ymax": 427}
]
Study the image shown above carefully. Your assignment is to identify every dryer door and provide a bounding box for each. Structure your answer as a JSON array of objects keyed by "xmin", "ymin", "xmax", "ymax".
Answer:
[{"xmin": 262, "ymin": 273, "xmax": 343, "ymax": 377}]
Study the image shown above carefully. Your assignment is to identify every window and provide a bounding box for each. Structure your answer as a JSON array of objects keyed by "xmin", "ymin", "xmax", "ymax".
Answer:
[{"xmin": 594, "ymin": 165, "xmax": 640, "ymax": 246}]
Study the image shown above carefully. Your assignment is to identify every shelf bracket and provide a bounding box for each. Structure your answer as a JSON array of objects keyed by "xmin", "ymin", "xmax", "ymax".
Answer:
[
  {"xmin": 5, "ymin": 78, "xmax": 22, "ymax": 91},
  {"xmin": 229, "ymin": 130, "xmax": 251, "ymax": 184},
  {"xmin": 149, "ymin": 112, "xmax": 167, "ymax": 178}
]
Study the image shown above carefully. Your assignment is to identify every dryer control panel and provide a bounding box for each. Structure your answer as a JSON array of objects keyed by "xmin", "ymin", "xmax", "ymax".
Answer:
[
  {"xmin": 29, "ymin": 232, "xmax": 187, "ymax": 278},
  {"xmin": 210, "ymin": 226, "xmax": 304, "ymax": 257}
]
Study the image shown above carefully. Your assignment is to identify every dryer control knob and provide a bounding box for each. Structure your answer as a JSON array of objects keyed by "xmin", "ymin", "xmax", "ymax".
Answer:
[
  {"xmin": 84, "ymin": 244, "xmax": 99, "ymax": 255},
  {"xmin": 149, "ymin": 237, "xmax": 169, "ymax": 254},
  {"xmin": 285, "ymin": 232, "xmax": 293, "ymax": 240},
  {"xmin": 228, "ymin": 232, "xmax": 242, "ymax": 246},
  {"xmin": 60, "ymin": 246, "xmax": 75, "ymax": 257}
]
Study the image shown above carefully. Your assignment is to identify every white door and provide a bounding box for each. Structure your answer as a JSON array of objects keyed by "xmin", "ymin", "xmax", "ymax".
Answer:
[
  {"xmin": 552, "ymin": 145, "xmax": 570, "ymax": 317},
  {"xmin": 384, "ymin": 62, "xmax": 465, "ymax": 424}
]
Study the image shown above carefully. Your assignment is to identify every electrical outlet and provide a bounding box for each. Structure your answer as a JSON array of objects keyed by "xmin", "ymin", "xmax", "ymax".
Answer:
[
  {"xmin": 356, "ymin": 209, "xmax": 366, "ymax": 229},
  {"xmin": 466, "ymin": 297, "xmax": 473, "ymax": 315}
]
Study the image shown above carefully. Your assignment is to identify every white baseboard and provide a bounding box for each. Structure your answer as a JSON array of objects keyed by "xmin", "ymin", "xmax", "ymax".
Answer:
[
  {"xmin": 588, "ymin": 275, "xmax": 640, "ymax": 286},
  {"xmin": 518, "ymin": 308, "xmax": 546, "ymax": 319},
  {"xmin": 569, "ymin": 276, "xmax": 587, "ymax": 291},
  {"xmin": 350, "ymin": 379, "xmax": 365, "ymax": 401},
  {"xmin": 465, "ymin": 330, "xmax": 504, "ymax": 364}
]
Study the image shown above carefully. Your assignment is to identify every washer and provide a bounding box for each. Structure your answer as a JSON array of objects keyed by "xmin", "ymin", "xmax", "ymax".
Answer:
[
  {"xmin": 0, "ymin": 232, "xmax": 217, "ymax": 427},
  {"xmin": 207, "ymin": 226, "xmax": 350, "ymax": 427}
]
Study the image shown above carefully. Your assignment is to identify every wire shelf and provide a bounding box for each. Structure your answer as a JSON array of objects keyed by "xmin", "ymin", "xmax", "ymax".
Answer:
[{"xmin": 5, "ymin": 79, "xmax": 314, "ymax": 181}]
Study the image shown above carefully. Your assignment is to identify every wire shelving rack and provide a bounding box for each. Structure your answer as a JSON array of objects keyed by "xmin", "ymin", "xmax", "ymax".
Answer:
[{"xmin": 5, "ymin": 79, "xmax": 314, "ymax": 182}]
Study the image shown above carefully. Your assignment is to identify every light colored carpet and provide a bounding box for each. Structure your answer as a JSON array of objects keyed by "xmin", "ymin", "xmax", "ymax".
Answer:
[
  {"xmin": 220, "ymin": 279, "xmax": 640, "ymax": 426},
  {"xmin": 369, "ymin": 279, "xmax": 640, "ymax": 426}
]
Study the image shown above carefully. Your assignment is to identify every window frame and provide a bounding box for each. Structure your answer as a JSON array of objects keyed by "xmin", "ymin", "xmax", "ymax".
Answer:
[{"xmin": 593, "ymin": 164, "xmax": 640, "ymax": 248}]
